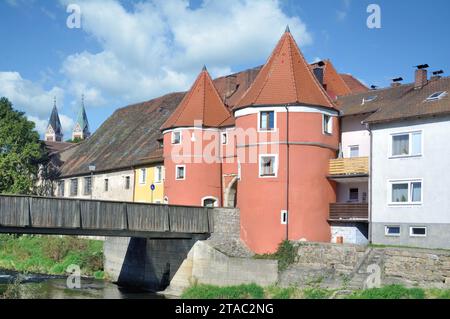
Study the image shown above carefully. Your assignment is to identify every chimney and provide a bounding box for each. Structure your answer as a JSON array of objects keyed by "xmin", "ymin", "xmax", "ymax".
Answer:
[
  {"xmin": 312, "ymin": 61, "xmax": 325, "ymax": 87},
  {"xmin": 414, "ymin": 64, "xmax": 429, "ymax": 89},
  {"xmin": 391, "ymin": 77, "xmax": 403, "ymax": 88},
  {"xmin": 431, "ymin": 70, "xmax": 444, "ymax": 81}
]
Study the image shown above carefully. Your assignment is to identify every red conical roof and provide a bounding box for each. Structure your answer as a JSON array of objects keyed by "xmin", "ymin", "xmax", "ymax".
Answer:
[
  {"xmin": 235, "ymin": 29, "xmax": 335, "ymax": 110},
  {"xmin": 161, "ymin": 67, "xmax": 233, "ymax": 130}
]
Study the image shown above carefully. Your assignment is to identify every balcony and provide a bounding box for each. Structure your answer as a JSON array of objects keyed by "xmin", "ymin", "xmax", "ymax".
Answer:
[
  {"xmin": 329, "ymin": 203, "xmax": 368, "ymax": 222},
  {"xmin": 328, "ymin": 157, "xmax": 369, "ymax": 181}
]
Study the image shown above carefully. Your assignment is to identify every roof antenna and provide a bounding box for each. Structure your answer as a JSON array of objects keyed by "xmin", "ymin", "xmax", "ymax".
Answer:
[{"xmin": 285, "ymin": 25, "xmax": 290, "ymax": 33}]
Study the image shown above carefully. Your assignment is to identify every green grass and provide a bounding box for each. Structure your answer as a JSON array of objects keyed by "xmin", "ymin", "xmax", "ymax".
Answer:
[
  {"xmin": 0, "ymin": 234, "xmax": 104, "ymax": 278},
  {"xmin": 182, "ymin": 284, "xmax": 265, "ymax": 299},
  {"xmin": 347, "ymin": 285, "xmax": 425, "ymax": 299},
  {"xmin": 254, "ymin": 240, "xmax": 298, "ymax": 272},
  {"xmin": 182, "ymin": 283, "xmax": 450, "ymax": 299}
]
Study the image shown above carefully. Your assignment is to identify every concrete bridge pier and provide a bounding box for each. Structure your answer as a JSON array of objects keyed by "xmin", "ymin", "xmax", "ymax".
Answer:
[{"xmin": 104, "ymin": 235, "xmax": 207, "ymax": 292}]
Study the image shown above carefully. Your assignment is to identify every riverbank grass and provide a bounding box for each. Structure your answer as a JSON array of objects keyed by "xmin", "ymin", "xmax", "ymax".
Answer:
[
  {"xmin": 0, "ymin": 234, "xmax": 104, "ymax": 278},
  {"xmin": 182, "ymin": 284, "xmax": 450, "ymax": 299}
]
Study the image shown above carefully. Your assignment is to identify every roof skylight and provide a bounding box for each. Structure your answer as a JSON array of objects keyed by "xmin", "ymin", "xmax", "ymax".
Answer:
[
  {"xmin": 362, "ymin": 96, "xmax": 377, "ymax": 105},
  {"xmin": 426, "ymin": 91, "xmax": 447, "ymax": 101}
]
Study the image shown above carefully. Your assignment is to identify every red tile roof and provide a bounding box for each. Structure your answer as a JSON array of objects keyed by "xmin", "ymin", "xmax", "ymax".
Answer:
[
  {"xmin": 339, "ymin": 74, "xmax": 369, "ymax": 94},
  {"xmin": 310, "ymin": 60, "xmax": 353, "ymax": 99},
  {"xmin": 161, "ymin": 67, "xmax": 233, "ymax": 130},
  {"xmin": 235, "ymin": 29, "xmax": 335, "ymax": 110}
]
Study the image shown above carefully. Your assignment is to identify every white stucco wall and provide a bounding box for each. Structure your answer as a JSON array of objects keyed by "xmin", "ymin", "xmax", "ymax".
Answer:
[
  {"xmin": 371, "ymin": 116, "xmax": 450, "ymax": 224},
  {"xmin": 341, "ymin": 115, "xmax": 370, "ymax": 158},
  {"xmin": 57, "ymin": 170, "xmax": 135, "ymax": 202}
]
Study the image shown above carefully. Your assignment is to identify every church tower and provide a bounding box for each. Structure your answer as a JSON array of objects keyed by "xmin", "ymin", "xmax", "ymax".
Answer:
[
  {"xmin": 72, "ymin": 95, "xmax": 91, "ymax": 140},
  {"xmin": 45, "ymin": 97, "xmax": 63, "ymax": 142}
]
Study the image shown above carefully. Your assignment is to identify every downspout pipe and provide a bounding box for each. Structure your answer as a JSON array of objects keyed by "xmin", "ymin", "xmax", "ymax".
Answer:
[
  {"xmin": 365, "ymin": 122, "xmax": 373, "ymax": 244},
  {"xmin": 285, "ymin": 106, "xmax": 290, "ymax": 241}
]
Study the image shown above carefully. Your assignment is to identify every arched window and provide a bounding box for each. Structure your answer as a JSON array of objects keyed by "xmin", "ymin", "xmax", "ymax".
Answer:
[{"xmin": 202, "ymin": 197, "xmax": 218, "ymax": 207}]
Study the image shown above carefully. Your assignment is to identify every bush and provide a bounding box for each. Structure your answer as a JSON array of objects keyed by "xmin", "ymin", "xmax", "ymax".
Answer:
[{"xmin": 255, "ymin": 240, "xmax": 297, "ymax": 272}]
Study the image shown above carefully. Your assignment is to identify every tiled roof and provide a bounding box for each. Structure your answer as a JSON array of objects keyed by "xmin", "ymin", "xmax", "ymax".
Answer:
[
  {"xmin": 58, "ymin": 68, "xmax": 259, "ymax": 177},
  {"xmin": 336, "ymin": 77, "xmax": 450, "ymax": 124},
  {"xmin": 161, "ymin": 67, "xmax": 232, "ymax": 130},
  {"xmin": 235, "ymin": 29, "xmax": 335, "ymax": 110},
  {"xmin": 310, "ymin": 60, "xmax": 352, "ymax": 99},
  {"xmin": 43, "ymin": 141, "xmax": 74, "ymax": 155},
  {"xmin": 339, "ymin": 74, "xmax": 369, "ymax": 94}
]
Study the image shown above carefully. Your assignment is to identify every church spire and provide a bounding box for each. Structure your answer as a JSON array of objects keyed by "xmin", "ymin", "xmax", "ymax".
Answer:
[
  {"xmin": 72, "ymin": 94, "xmax": 91, "ymax": 140},
  {"xmin": 45, "ymin": 97, "xmax": 63, "ymax": 142}
]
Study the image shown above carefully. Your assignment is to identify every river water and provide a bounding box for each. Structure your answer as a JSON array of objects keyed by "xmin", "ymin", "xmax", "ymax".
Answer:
[{"xmin": 0, "ymin": 270, "xmax": 164, "ymax": 299}]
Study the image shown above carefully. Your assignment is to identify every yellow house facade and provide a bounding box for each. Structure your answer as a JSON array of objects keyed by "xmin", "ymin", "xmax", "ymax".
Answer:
[{"xmin": 134, "ymin": 164, "xmax": 165, "ymax": 203}]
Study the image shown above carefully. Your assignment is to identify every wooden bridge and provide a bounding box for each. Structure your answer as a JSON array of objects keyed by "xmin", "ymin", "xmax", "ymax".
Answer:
[{"xmin": 0, "ymin": 194, "xmax": 214, "ymax": 239}]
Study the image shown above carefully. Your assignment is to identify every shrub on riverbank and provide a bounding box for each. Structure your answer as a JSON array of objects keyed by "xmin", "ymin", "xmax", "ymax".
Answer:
[{"xmin": 0, "ymin": 235, "xmax": 103, "ymax": 278}]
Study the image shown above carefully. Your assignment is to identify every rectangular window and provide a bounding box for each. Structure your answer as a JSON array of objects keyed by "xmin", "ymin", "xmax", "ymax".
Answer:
[
  {"xmin": 281, "ymin": 210, "xmax": 288, "ymax": 225},
  {"xmin": 349, "ymin": 145, "xmax": 360, "ymax": 158},
  {"xmin": 58, "ymin": 181, "xmax": 65, "ymax": 197},
  {"xmin": 410, "ymin": 227, "xmax": 427, "ymax": 237},
  {"xmin": 155, "ymin": 166, "xmax": 163, "ymax": 183},
  {"xmin": 176, "ymin": 165, "xmax": 185, "ymax": 180},
  {"xmin": 104, "ymin": 179, "xmax": 109, "ymax": 192},
  {"xmin": 139, "ymin": 168, "xmax": 147, "ymax": 184},
  {"xmin": 259, "ymin": 111, "xmax": 275, "ymax": 131},
  {"xmin": 221, "ymin": 132, "xmax": 228, "ymax": 145},
  {"xmin": 323, "ymin": 114, "xmax": 332, "ymax": 134},
  {"xmin": 172, "ymin": 131, "xmax": 181, "ymax": 144},
  {"xmin": 349, "ymin": 188, "xmax": 359, "ymax": 202},
  {"xmin": 84, "ymin": 177, "xmax": 92, "ymax": 196},
  {"xmin": 259, "ymin": 155, "xmax": 277, "ymax": 177},
  {"xmin": 70, "ymin": 179, "xmax": 78, "ymax": 197},
  {"xmin": 125, "ymin": 176, "xmax": 131, "ymax": 190},
  {"xmin": 391, "ymin": 131, "xmax": 422, "ymax": 157},
  {"xmin": 385, "ymin": 226, "xmax": 401, "ymax": 237},
  {"xmin": 390, "ymin": 180, "xmax": 422, "ymax": 205}
]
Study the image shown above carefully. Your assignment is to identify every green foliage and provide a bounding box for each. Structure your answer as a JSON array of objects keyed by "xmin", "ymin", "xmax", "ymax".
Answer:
[
  {"xmin": 425, "ymin": 289, "xmax": 450, "ymax": 299},
  {"xmin": 348, "ymin": 285, "xmax": 425, "ymax": 299},
  {"xmin": 0, "ymin": 235, "xmax": 103, "ymax": 278},
  {"xmin": 265, "ymin": 286, "xmax": 296, "ymax": 299},
  {"xmin": 254, "ymin": 240, "xmax": 297, "ymax": 272},
  {"xmin": 302, "ymin": 287, "xmax": 333, "ymax": 299},
  {"xmin": 182, "ymin": 284, "xmax": 265, "ymax": 299},
  {"xmin": 0, "ymin": 97, "xmax": 45, "ymax": 194},
  {"xmin": 65, "ymin": 137, "xmax": 83, "ymax": 144}
]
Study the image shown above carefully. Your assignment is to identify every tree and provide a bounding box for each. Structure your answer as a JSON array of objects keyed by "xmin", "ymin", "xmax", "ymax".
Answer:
[
  {"xmin": 65, "ymin": 137, "xmax": 83, "ymax": 144},
  {"xmin": 0, "ymin": 97, "xmax": 45, "ymax": 194}
]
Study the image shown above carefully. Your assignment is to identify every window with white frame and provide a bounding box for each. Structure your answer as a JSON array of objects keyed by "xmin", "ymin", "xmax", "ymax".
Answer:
[
  {"xmin": 323, "ymin": 114, "xmax": 332, "ymax": 134},
  {"xmin": 202, "ymin": 197, "xmax": 218, "ymax": 207},
  {"xmin": 104, "ymin": 179, "xmax": 109, "ymax": 192},
  {"xmin": 385, "ymin": 226, "xmax": 401, "ymax": 237},
  {"xmin": 259, "ymin": 111, "xmax": 275, "ymax": 131},
  {"xmin": 139, "ymin": 168, "xmax": 147, "ymax": 184},
  {"xmin": 389, "ymin": 180, "xmax": 422, "ymax": 204},
  {"xmin": 125, "ymin": 176, "xmax": 131, "ymax": 190},
  {"xmin": 58, "ymin": 181, "xmax": 65, "ymax": 197},
  {"xmin": 281, "ymin": 210, "xmax": 288, "ymax": 225},
  {"xmin": 349, "ymin": 145, "xmax": 360, "ymax": 158},
  {"xmin": 221, "ymin": 132, "xmax": 228, "ymax": 145},
  {"xmin": 410, "ymin": 226, "xmax": 427, "ymax": 237},
  {"xmin": 154, "ymin": 166, "xmax": 163, "ymax": 183},
  {"xmin": 391, "ymin": 131, "xmax": 422, "ymax": 157},
  {"xmin": 176, "ymin": 165, "xmax": 185, "ymax": 180},
  {"xmin": 70, "ymin": 178, "xmax": 78, "ymax": 196},
  {"xmin": 259, "ymin": 155, "xmax": 277, "ymax": 177},
  {"xmin": 83, "ymin": 177, "xmax": 92, "ymax": 195},
  {"xmin": 172, "ymin": 131, "xmax": 181, "ymax": 144}
]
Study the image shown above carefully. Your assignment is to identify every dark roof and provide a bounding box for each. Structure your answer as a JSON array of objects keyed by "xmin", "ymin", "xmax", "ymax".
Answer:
[
  {"xmin": 43, "ymin": 141, "xmax": 74, "ymax": 155},
  {"xmin": 336, "ymin": 77, "xmax": 450, "ymax": 124},
  {"xmin": 59, "ymin": 92, "xmax": 185, "ymax": 177},
  {"xmin": 48, "ymin": 105, "xmax": 62, "ymax": 134}
]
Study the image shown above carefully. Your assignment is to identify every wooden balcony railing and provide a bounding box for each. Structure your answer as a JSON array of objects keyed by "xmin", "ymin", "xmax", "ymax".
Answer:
[
  {"xmin": 329, "ymin": 157, "xmax": 369, "ymax": 176},
  {"xmin": 329, "ymin": 203, "xmax": 368, "ymax": 222}
]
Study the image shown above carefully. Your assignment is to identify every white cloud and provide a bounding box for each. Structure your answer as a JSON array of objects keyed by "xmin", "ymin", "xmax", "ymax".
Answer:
[
  {"xmin": 60, "ymin": 0, "xmax": 313, "ymax": 106},
  {"xmin": 337, "ymin": 0, "xmax": 351, "ymax": 21}
]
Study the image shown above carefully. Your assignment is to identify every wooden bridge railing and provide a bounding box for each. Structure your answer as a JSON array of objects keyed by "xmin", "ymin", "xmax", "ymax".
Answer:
[{"xmin": 0, "ymin": 194, "xmax": 213, "ymax": 234}]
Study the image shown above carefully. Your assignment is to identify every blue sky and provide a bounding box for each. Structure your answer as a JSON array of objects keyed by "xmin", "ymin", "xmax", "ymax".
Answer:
[{"xmin": 0, "ymin": 0, "xmax": 449, "ymax": 139}]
